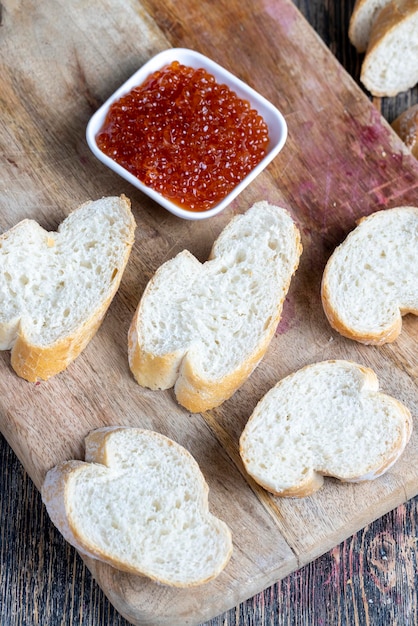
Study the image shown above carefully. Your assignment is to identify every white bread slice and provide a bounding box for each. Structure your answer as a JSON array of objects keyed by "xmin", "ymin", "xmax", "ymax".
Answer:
[
  {"xmin": 391, "ymin": 103, "xmax": 418, "ymax": 157},
  {"xmin": 128, "ymin": 201, "xmax": 302, "ymax": 413},
  {"xmin": 42, "ymin": 427, "xmax": 233, "ymax": 587},
  {"xmin": 349, "ymin": 0, "xmax": 392, "ymax": 52},
  {"xmin": 0, "ymin": 196, "xmax": 135, "ymax": 381},
  {"xmin": 360, "ymin": 0, "xmax": 418, "ymax": 96},
  {"xmin": 321, "ymin": 206, "xmax": 418, "ymax": 345},
  {"xmin": 240, "ymin": 360, "xmax": 412, "ymax": 497}
]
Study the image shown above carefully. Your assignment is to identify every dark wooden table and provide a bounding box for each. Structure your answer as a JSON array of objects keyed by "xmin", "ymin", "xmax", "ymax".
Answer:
[{"xmin": 1, "ymin": 1, "xmax": 417, "ymax": 624}]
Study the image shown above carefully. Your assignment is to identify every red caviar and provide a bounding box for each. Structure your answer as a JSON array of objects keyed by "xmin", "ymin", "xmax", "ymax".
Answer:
[{"xmin": 96, "ymin": 61, "xmax": 270, "ymax": 212}]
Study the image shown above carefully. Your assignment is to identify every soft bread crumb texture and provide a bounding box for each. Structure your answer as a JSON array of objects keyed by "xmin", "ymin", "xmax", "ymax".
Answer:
[
  {"xmin": 321, "ymin": 206, "xmax": 418, "ymax": 345},
  {"xmin": 0, "ymin": 196, "xmax": 135, "ymax": 380},
  {"xmin": 360, "ymin": 0, "xmax": 418, "ymax": 96},
  {"xmin": 42, "ymin": 428, "xmax": 232, "ymax": 587},
  {"xmin": 0, "ymin": 197, "xmax": 134, "ymax": 347},
  {"xmin": 349, "ymin": 0, "xmax": 392, "ymax": 52},
  {"xmin": 128, "ymin": 201, "xmax": 302, "ymax": 411},
  {"xmin": 240, "ymin": 360, "xmax": 412, "ymax": 497}
]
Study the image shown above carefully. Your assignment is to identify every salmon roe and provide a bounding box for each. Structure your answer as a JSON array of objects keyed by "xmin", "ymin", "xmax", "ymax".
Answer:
[{"xmin": 96, "ymin": 61, "xmax": 270, "ymax": 212}]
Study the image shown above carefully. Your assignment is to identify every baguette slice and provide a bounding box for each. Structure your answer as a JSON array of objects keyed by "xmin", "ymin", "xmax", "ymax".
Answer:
[
  {"xmin": 42, "ymin": 427, "xmax": 233, "ymax": 587},
  {"xmin": 0, "ymin": 195, "xmax": 135, "ymax": 381},
  {"xmin": 349, "ymin": 0, "xmax": 392, "ymax": 52},
  {"xmin": 128, "ymin": 201, "xmax": 302, "ymax": 412},
  {"xmin": 391, "ymin": 103, "xmax": 418, "ymax": 157},
  {"xmin": 240, "ymin": 360, "xmax": 412, "ymax": 497},
  {"xmin": 360, "ymin": 0, "xmax": 418, "ymax": 96},
  {"xmin": 321, "ymin": 206, "xmax": 418, "ymax": 345}
]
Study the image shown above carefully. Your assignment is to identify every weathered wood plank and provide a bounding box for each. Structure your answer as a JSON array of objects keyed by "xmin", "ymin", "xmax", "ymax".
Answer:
[{"xmin": 0, "ymin": 0, "xmax": 417, "ymax": 624}]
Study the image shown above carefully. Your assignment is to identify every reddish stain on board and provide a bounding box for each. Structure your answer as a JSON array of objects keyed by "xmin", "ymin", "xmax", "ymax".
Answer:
[
  {"xmin": 359, "ymin": 122, "xmax": 382, "ymax": 145},
  {"xmin": 276, "ymin": 296, "xmax": 296, "ymax": 335},
  {"xmin": 298, "ymin": 180, "xmax": 316, "ymax": 196}
]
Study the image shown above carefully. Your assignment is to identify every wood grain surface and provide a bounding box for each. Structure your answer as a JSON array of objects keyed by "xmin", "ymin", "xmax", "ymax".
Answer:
[{"xmin": 1, "ymin": 0, "xmax": 418, "ymax": 625}]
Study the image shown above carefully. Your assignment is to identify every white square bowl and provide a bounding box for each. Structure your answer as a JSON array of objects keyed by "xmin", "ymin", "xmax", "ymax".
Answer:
[{"xmin": 86, "ymin": 48, "xmax": 287, "ymax": 220}]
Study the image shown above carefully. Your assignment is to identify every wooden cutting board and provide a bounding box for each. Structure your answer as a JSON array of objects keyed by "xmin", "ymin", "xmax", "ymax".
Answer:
[{"xmin": 1, "ymin": 0, "xmax": 418, "ymax": 624}]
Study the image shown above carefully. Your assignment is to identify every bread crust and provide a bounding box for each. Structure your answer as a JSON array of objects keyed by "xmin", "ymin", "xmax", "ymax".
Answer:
[
  {"xmin": 249, "ymin": 469, "xmax": 325, "ymax": 498},
  {"xmin": 129, "ymin": 297, "xmax": 287, "ymax": 413},
  {"xmin": 360, "ymin": 0, "xmax": 418, "ymax": 96},
  {"xmin": 174, "ymin": 324, "xmax": 278, "ymax": 413},
  {"xmin": 321, "ymin": 207, "xmax": 418, "ymax": 345},
  {"xmin": 128, "ymin": 203, "xmax": 302, "ymax": 412},
  {"xmin": 11, "ymin": 296, "xmax": 113, "ymax": 382},
  {"xmin": 42, "ymin": 427, "xmax": 233, "ymax": 587},
  {"xmin": 349, "ymin": 0, "xmax": 392, "ymax": 52},
  {"xmin": 240, "ymin": 360, "xmax": 412, "ymax": 497},
  {"xmin": 321, "ymin": 268, "xmax": 404, "ymax": 346},
  {"xmin": 391, "ymin": 103, "xmax": 418, "ymax": 158},
  {"xmin": 1, "ymin": 195, "xmax": 135, "ymax": 382},
  {"xmin": 127, "ymin": 254, "xmax": 197, "ymax": 392}
]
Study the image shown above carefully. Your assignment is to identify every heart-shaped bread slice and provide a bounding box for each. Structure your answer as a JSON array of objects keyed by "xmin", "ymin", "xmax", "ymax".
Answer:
[
  {"xmin": 321, "ymin": 206, "xmax": 418, "ymax": 345},
  {"xmin": 240, "ymin": 360, "xmax": 412, "ymax": 497},
  {"xmin": 42, "ymin": 427, "xmax": 233, "ymax": 587},
  {"xmin": 0, "ymin": 195, "xmax": 135, "ymax": 381},
  {"xmin": 128, "ymin": 201, "xmax": 302, "ymax": 412}
]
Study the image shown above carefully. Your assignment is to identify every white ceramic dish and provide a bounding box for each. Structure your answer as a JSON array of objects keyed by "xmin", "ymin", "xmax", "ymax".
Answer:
[{"xmin": 86, "ymin": 48, "xmax": 288, "ymax": 220}]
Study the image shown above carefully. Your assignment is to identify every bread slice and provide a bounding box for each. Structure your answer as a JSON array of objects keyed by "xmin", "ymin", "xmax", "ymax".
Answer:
[
  {"xmin": 240, "ymin": 360, "xmax": 412, "ymax": 497},
  {"xmin": 391, "ymin": 103, "xmax": 418, "ymax": 157},
  {"xmin": 0, "ymin": 195, "xmax": 135, "ymax": 381},
  {"xmin": 321, "ymin": 206, "xmax": 418, "ymax": 345},
  {"xmin": 360, "ymin": 0, "xmax": 418, "ymax": 96},
  {"xmin": 42, "ymin": 427, "xmax": 233, "ymax": 587},
  {"xmin": 128, "ymin": 201, "xmax": 302, "ymax": 412},
  {"xmin": 349, "ymin": 0, "xmax": 392, "ymax": 52}
]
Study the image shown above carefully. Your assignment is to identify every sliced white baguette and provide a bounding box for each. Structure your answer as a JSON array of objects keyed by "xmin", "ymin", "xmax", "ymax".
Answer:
[
  {"xmin": 42, "ymin": 427, "xmax": 233, "ymax": 587},
  {"xmin": 0, "ymin": 195, "xmax": 135, "ymax": 381},
  {"xmin": 360, "ymin": 0, "xmax": 418, "ymax": 96},
  {"xmin": 349, "ymin": 0, "xmax": 392, "ymax": 52},
  {"xmin": 240, "ymin": 360, "xmax": 412, "ymax": 497},
  {"xmin": 128, "ymin": 201, "xmax": 302, "ymax": 413},
  {"xmin": 321, "ymin": 206, "xmax": 418, "ymax": 345}
]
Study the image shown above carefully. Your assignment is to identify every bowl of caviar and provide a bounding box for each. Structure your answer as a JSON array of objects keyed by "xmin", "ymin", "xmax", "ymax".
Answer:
[{"xmin": 86, "ymin": 48, "xmax": 288, "ymax": 220}]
